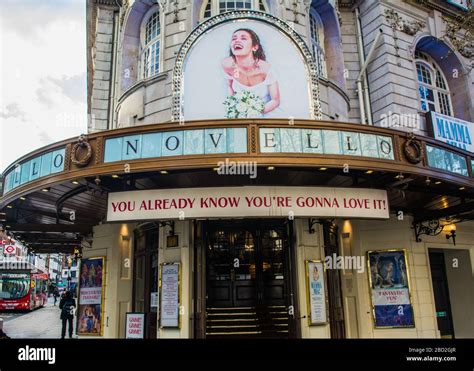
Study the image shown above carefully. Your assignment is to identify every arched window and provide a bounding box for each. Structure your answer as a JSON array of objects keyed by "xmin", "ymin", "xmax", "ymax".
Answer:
[
  {"xmin": 141, "ymin": 9, "xmax": 161, "ymax": 79},
  {"xmin": 201, "ymin": 0, "xmax": 269, "ymax": 20},
  {"xmin": 309, "ymin": 8, "xmax": 326, "ymax": 78},
  {"xmin": 415, "ymin": 51, "xmax": 452, "ymax": 116}
]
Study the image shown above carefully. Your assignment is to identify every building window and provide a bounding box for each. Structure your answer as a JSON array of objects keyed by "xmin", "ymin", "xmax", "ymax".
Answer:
[
  {"xmin": 415, "ymin": 51, "xmax": 452, "ymax": 116},
  {"xmin": 142, "ymin": 10, "xmax": 161, "ymax": 79},
  {"xmin": 309, "ymin": 8, "xmax": 326, "ymax": 78},
  {"xmin": 203, "ymin": 0, "xmax": 212, "ymax": 18},
  {"xmin": 220, "ymin": 0, "xmax": 252, "ymax": 12},
  {"xmin": 201, "ymin": 0, "xmax": 269, "ymax": 20}
]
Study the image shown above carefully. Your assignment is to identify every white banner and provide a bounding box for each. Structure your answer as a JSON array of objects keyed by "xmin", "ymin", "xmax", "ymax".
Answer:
[
  {"xmin": 125, "ymin": 313, "xmax": 145, "ymax": 339},
  {"xmin": 79, "ymin": 287, "xmax": 102, "ymax": 305},
  {"xmin": 372, "ymin": 288, "xmax": 411, "ymax": 306},
  {"xmin": 107, "ymin": 186, "xmax": 389, "ymax": 222}
]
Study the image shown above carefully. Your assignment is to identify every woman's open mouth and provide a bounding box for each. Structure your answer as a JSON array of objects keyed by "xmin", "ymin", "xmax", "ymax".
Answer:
[{"xmin": 233, "ymin": 43, "xmax": 244, "ymax": 51}]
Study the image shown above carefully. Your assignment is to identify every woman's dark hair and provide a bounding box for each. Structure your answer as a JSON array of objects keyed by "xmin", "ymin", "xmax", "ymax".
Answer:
[
  {"xmin": 65, "ymin": 290, "xmax": 72, "ymax": 298},
  {"xmin": 229, "ymin": 28, "xmax": 266, "ymax": 62}
]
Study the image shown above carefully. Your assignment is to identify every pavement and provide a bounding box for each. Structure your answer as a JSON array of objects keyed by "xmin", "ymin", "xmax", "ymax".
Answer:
[{"xmin": 1, "ymin": 296, "xmax": 78, "ymax": 339}]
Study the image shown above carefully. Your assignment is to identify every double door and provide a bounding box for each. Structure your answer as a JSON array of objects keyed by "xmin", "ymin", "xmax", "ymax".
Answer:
[
  {"xmin": 133, "ymin": 225, "xmax": 159, "ymax": 339},
  {"xmin": 206, "ymin": 220, "xmax": 288, "ymax": 309}
]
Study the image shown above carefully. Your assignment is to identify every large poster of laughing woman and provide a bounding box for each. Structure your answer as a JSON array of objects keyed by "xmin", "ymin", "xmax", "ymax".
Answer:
[
  {"xmin": 77, "ymin": 257, "xmax": 105, "ymax": 336},
  {"xmin": 367, "ymin": 250, "xmax": 415, "ymax": 328},
  {"xmin": 182, "ymin": 18, "xmax": 312, "ymax": 120}
]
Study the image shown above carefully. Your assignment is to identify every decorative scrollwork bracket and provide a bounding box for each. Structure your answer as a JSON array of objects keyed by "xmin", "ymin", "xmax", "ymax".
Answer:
[{"xmin": 413, "ymin": 219, "xmax": 444, "ymax": 242}]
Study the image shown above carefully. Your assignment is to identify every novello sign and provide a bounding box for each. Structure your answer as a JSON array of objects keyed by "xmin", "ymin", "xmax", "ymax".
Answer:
[
  {"xmin": 103, "ymin": 127, "xmax": 395, "ymax": 163},
  {"xmin": 3, "ymin": 148, "xmax": 65, "ymax": 194},
  {"xmin": 260, "ymin": 128, "xmax": 394, "ymax": 159},
  {"xmin": 107, "ymin": 186, "xmax": 389, "ymax": 221}
]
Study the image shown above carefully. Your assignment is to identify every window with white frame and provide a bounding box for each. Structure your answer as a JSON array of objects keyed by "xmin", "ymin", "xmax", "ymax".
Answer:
[
  {"xmin": 309, "ymin": 8, "xmax": 327, "ymax": 78},
  {"xmin": 201, "ymin": 0, "xmax": 268, "ymax": 20},
  {"xmin": 142, "ymin": 10, "xmax": 161, "ymax": 79},
  {"xmin": 415, "ymin": 51, "xmax": 452, "ymax": 116}
]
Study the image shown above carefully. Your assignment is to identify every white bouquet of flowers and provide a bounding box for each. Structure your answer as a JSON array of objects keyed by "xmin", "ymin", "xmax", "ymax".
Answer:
[{"xmin": 223, "ymin": 91, "xmax": 265, "ymax": 118}]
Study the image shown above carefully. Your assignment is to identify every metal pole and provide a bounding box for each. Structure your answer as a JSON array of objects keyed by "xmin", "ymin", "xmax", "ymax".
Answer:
[
  {"xmin": 355, "ymin": 7, "xmax": 367, "ymax": 125},
  {"xmin": 356, "ymin": 28, "xmax": 384, "ymax": 124}
]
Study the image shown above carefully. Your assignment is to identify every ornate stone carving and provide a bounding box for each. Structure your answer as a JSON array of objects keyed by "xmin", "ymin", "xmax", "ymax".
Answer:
[
  {"xmin": 158, "ymin": 0, "xmax": 168, "ymax": 12},
  {"xmin": 172, "ymin": 0, "xmax": 180, "ymax": 23},
  {"xmin": 71, "ymin": 134, "xmax": 93, "ymax": 168},
  {"xmin": 458, "ymin": 46, "xmax": 474, "ymax": 59},
  {"xmin": 402, "ymin": 19, "xmax": 425, "ymax": 36},
  {"xmin": 119, "ymin": 0, "xmax": 129, "ymax": 27},
  {"xmin": 384, "ymin": 9, "xmax": 425, "ymax": 36},
  {"xmin": 403, "ymin": 133, "xmax": 424, "ymax": 164},
  {"xmin": 444, "ymin": 14, "xmax": 474, "ymax": 60}
]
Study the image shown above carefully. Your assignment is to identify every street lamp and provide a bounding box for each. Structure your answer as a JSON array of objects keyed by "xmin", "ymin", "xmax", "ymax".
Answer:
[
  {"xmin": 67, "ymin": 256, "xmax": 73, "ymax": 290},
  {"xmin": 446, "ymin": 224, "xmax": 456, "ymax": 246}
]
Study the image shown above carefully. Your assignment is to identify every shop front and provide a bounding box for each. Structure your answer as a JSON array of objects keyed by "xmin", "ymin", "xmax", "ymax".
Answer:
[{"xmin": 107, "ymin": 182, "xmax": 388, "ymax": 338}]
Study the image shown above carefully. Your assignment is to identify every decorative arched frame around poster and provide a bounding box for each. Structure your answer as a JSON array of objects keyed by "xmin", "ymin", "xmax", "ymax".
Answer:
[{"xmin": 171, "ymin": 10, "xmax": 323, "ymax": 122}]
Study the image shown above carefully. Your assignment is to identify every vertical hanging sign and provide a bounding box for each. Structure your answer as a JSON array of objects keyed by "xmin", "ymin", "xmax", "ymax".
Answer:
[
  {"xmin": 160, "ymin": 263, "xmax": 180, "ymax": 328},
  {"xmin": 305, "ymin": 260, "xmax": 328, "ymax": 325}
]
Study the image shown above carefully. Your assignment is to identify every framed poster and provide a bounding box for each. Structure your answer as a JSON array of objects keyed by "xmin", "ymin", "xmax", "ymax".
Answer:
[
  {"xmin": 125, "ymin": 312, "xmax": 145, "ymax": 339},
  {"xmin": 180, "ymin": 16, "xmax": 314, "ymax": 121},
  {"xmin": 367, "ymin": 250, "xmax": 415, "ymax": 328},
  {"xmin": 159, "ymin": 262, "xmax": 181, "ymax": 328},
  {"xmin": 77, "ymin": 257, "xmax": 106, "ymax": 336},
  {"xmin": 305, "ymin": 260, "xmax": 328, "ymax": 325}
]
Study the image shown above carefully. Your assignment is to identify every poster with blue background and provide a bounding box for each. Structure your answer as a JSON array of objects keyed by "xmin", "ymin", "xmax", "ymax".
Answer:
[{"xmin": 368, "ymin": 250, "xmax": 414, "ymax": 328}]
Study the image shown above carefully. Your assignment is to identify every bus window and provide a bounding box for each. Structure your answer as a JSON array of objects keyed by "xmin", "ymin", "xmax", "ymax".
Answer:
[{"xmin": 0, "ymin": 273, "xmax": 30, "ymax": 299}]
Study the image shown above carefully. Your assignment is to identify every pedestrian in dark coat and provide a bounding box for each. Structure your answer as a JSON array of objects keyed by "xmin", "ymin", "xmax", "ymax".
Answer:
[
  {"xmin": 59, "ymin": 290, "xmax": 76, "ymax": 339},
  {"xmin": 53, "ymin": 287, "xmax": 60, "ymax": 306}
]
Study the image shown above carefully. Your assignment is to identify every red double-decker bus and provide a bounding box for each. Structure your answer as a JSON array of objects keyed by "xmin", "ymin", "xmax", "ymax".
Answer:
[{"xmin": 0, "ymin": 270, "xmax": 48, "ymax": 311}]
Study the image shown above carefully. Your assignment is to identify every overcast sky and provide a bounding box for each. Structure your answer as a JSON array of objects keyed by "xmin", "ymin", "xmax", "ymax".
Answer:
[{"xmin": 0, "ymin": 0, "xmax": 87, "ymax": 173}]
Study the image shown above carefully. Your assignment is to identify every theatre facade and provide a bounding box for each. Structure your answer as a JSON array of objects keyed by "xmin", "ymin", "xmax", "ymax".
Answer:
[{"xmin": 1, "ymin": 0, "xmax": 474, "ymax": 339}]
